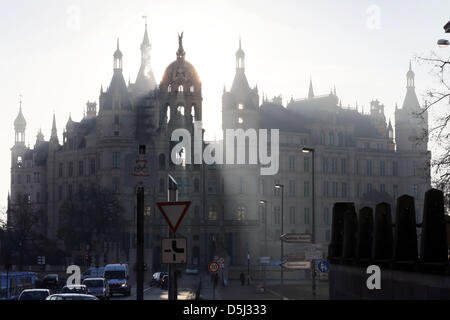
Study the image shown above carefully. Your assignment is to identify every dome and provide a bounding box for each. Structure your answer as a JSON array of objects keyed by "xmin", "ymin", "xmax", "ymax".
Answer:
[
  {"xmin": 161, "ymin": 59, "xmax": 201, "ymax": 87},
  {"xmin": 14, "ymin": 107, "xmax": 26, "ymax": 129}
]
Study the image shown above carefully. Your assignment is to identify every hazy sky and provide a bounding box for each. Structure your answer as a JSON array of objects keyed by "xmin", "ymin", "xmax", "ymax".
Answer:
[{"xmin": 1, "ymin": 0, "xmax": 449, "ymax": 208}]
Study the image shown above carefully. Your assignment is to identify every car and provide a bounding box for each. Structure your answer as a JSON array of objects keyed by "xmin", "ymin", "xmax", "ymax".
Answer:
[
  {"xmin": 46, "ymin": 294, "xmax": 99, "ymax": 300},
  {"xmin": 81, "ymin": 267, "xmax": 105, "ymax": 281},
  {"xmin": 150, "ymin": 272, "xmax": 167, "ymax": 287},
  {"xmin": 82, "ymin": 278, "xmax": 110, "ymax": 300},
  {"xmin": 61, "ymin": 285, "xmax": 88, "ymax": 294},
  {"xmin": 104, "ymin": 264, "xmax": 131, "ymax": 297},
  {"xmin": 42, "ymin": 274, "xmax": 60, "ymax": 293},
  {"xmin": 18, "ymin": 289, "xmax": 51, "ymax": 301},
  {"xmin": 159, "ymin": 274, "xmax": 169, "ymax": 290}
]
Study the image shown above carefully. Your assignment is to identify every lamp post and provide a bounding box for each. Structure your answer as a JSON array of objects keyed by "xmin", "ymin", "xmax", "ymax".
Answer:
[
  {"xmin": 260, "ymin": 200, "xmax": 268, "ymax": 290},
  {"xmin": 437, "ymin": 20, "xmax": 450, "ymax": 48},
  {"xmin": 274, "ymin": 184, "xmax": 284, "ymax": 286},
  {"xmin": 302, "ymin": 147, "xmax": 316, "ymax": 297}
]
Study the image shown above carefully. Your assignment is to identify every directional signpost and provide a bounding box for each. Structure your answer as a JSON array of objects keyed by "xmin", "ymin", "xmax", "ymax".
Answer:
[
  {"xmin": 281, "ymin": 261, "xmax": 311, "ymax": 270},
  {"xmin": 280, "ymin": 233, "xmax": 312, "ymax": 243},
  {"xmin": 162, "ymin": 238, "xmax": 187, "ymax": 264}
]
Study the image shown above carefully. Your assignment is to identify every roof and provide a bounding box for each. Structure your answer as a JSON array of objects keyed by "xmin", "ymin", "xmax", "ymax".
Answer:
[{"xmin": 260, "ymin": 102, "xmax": 309, "ymax": 133}]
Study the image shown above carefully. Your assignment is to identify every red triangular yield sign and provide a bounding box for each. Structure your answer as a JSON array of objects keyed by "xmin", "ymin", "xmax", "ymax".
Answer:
[{"xmin": 157, "ymin": 201, "xmax": 191, "ymax": 234}]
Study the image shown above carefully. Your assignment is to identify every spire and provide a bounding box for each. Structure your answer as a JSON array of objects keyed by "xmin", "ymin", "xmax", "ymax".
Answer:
[
  {"xmin": 50, "ymin": 113, "xmax": 59, "ymax": 144},
  {"xmin": 135, "ymin": 19, "xmax": 157, "ymax": 93},
  {"xmin": 177, "ymin": 32, "xmax": 186, "ymax": 60},
  {"xmin": 14, "ymin": 95, "xmax": 27, "ymax": 145},
  {"xmin": 114, "ymin": 38, "xmax": 123, "ymax": 71},
  {"xmin": 308, "ymin": 77, "xmax": 314, "ymax": 99},
  {"xmin": 236, "ymin": 37, "xmax": 245, "ymax": 71},
  {"xmin": 403, "ymin": 61, "xmax": 420, "ymax": 110}
]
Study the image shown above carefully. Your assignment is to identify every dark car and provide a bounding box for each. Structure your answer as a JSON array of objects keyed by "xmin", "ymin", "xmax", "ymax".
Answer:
[
  {"xmin": 150, "ymin": 272, "xmax": 167, "ymax": 287},
  {"xmin": 42, "ymin": 274, "xmax": 60, "ymax": 292},
  {"xmin": 61, "ymin": 285, "xmax": 88, "ymax": 294},
  {"xmin": 46, "ymin": 294, "xmax": 99, "ymax": 300},
  {"xmin": 159, "ymin": 275, "xmax": 169, "ymax": 289},
  {"xmin": 18, "ymin": 289, "xmax": 51, "ymax": 301}
]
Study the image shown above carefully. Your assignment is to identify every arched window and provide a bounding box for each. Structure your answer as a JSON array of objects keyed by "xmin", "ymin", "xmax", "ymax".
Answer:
[
  {"xmin": 191, "ymin": 106, "xmax": 196, "ymax": 122},
  {"xmin": 329, "ymin": 133, "xmax": 335, "ymax": 146},
  {"xmin": 238, "ymin": 103, "xmax": 244, "ymax": 110},
  {"xmin": 190, "ymin": 86, "xmax": 195, "ymax": 93},
  {"xmin": 178, "ymin": 85, "xmax": 184, "ymax": 92},
  {"xmin": 320, "ymin": 132, "xmax": 325, "ymax": 145},
  {"xmin": 177, "ymin": 106, "xmax": 185, "ymax": 116},
  {"xmin": 238, "ymin": 117, "xmax": 244, "ymax": 124},
  {"xmin": 237, "ymin": 205, "xmax": 245, "ymax": 221},
  {"xmin": 17, "ymin": 156, "xmax": 23, "ymax": 167},
  {"xmin": 168, "ymin": 84, "xmax": 172, "ymax": 93},
  {"xmin": 159, "ymin": 154, "xmax": 166, "ymax": 169}
]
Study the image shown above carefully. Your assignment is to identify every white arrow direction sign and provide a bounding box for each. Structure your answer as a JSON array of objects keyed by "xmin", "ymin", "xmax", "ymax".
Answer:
[
  {"xmin": 281, "ymin": 261, "xmax": 311, "ymax": 270},
  {"xmin": 157, "ymin": 202, "xmax": 191, "ymax": 234}
]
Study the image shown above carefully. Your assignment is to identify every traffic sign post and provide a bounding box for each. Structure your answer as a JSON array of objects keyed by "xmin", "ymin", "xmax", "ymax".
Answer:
[
  {"xmin": 281, "ymin": 261, "xmax": 311, "ymax": 270},
  {"xmin": 157, "ymin": 201, "xmax": 191, "ymax": 234},
  {"xmin": 162, "ymin": 239, "xmax": 187, "ymax": 264},
  {"xmin": 280, "ymin": 233, "xmax": 312, "ymax": 243},
  {"xmin": 317, "ymin": 261, "xmax": 330, "ymax": 273},
  {"xmin": 208, "ymin": 261, "xmax": 220, "ymax": 273}
]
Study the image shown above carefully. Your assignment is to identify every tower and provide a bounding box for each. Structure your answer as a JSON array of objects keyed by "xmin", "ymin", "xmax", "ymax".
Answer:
[
  {"xmin": 135, "ymin": 21, "xmax": 157, "ymax": 94},
  {"xmin": 395, "ymin": 62, "xmax": 428, "ymax": 152},
  {"xmin": 222, "ymin": 39, "xmax": 260, "ymax": 131},
  {"xmin": 14, "ymin": 98, "xmax": 26, "ymax": 146},
  {"xmin": 308, "ymin": 77, "xmax": 315, "ymax": 99}
]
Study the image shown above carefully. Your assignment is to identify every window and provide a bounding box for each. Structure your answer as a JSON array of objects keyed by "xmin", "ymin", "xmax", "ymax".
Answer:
[
  {"xmin": 239, "ymin": 177, "xmax": 244, "ymax": 193},
  {"xmin": 329, "ymin": 133, "xmax": 335, "ymax": 145},
  {"xmin": 320, "ymin": 132, "xmax": 325, "ymax": 145},
  {"xmin": 238, "ymin": 117, "xmax": 244, "ymax": 124},
  {"xmin": 342, "ymin": 183, "xmax": 347, "ymax": 198},
  {"xmin": 208, "ymin": 206, "xmax": 217, "ymax": 221},
  {"xmin": 338, "ymin": 133, "xmax": 344, "ymax": 146},
  {"xmin": 289, "ymin": 207, "xmax": 296, "ymax": 225},
  {"xmin": 114, "ymin": 114, "xmax": 119, "ymax": 125},
  {"xmin": 332, "ymin": 182, "xmax": 338, "ymax": 197},
  {"xmin": 90, "ymin": 159, "xmax": 95, "ymax": 175},
  {"xmin": 237, "ymin": 206, "xmax": 245, "ymax": 221},
  {"xmin": 26, "ymin": 175, "xmax": 30, "ymax": 184},
  {"xmin": 17, "ymin": 156, "xmax": 23, "ymax": 168},
  {"xmin": 194, "ymin": 178, "xmax": 200, "ymax": 193},
  {"xmin": 393, "ymin": 161, "xmax": 398, "ymax": 176},
  {"xmin": 324, "ymin": 207, "xmax": 330, "ymax": 225},
  {"xmin": 68, "ymin": 184, "xmax": 73, "ymax": 200},
  {"xmin": 380, "ymin": 184, "xmax": 386, "ymax": 193},
  {"xmin": 288, "ymin": 156, "xmax": 295, "ymax": 172},
  {"xmin": 194, "ymin": 206, "xmax": 200, "ymax": 219},
  {"xmin": 113, "ymin": 152, "xmax": 120, "ymax": 169},
  {"xmin": 341, "ymin": 159, "xmax": 346, "ymax": 174},
  {"xmin": 366, "ymin": 184, "xmax": 372, "ymax": 193},
  {"xmin": 144, "ymin": 206, "xmax": 151, "ymax": 217},
  {"xmin": 356, "ymin": 160, "xmax": 360, "ymax": 175},
  {"xmin": 274, "ymin": 180, "xmax": 281, "ymax": 196},
  {"xmin": 159, "ymin": 154, "xmax": 166, "ymax": 169},
  {"xmin": 304, "ymin": 158, "xmax": 310, "ymax": 172},
  {"xmin": 304, "ymin": 208, "xmax": 310, "ymax": 225},
  {"xmin": 366, "ymin": 160, "xmax": 372, "ymax": 176},
  {"xmin": 331, "ymin": 158, "xmax": 338, "ymax": 174},
  {"xmin": 68, "ymin": 162, "xmax": 73, "ymax": 177},
  {"xmin": 323, "ymin": 181, "xmax": 329, "ymax": 197},
  {"xmin": 322, "ymin": 158, "xmax": 329, "ymax": 173},
  {"xmin": 289, "ymin": 180, "xmax": 296, "ymax": 197},
  {"xmin": 393, "ymin": 185, "xmax": 399, "ymax": 200},
  {"xmin": 190, "ymin": 86, "xmax": 195, "ymax": 93},
  {"xmin": 413, "ymin": 184, "xmax": 418, "ymax": 198},
  {"xmin": 238, "ymin": 103, "xmax": 244, "ymax": 110},
  {"xmin": 208, "ymin": 178, "xmax": 217, "ymax": 194},
  {"xmin": 178, "ymin": 85, "xmax": 184, "ymax": 92},
  {"xmin": 260, "ymin": 179, "xmax": 265, "ymax": 195},
  {"xmin": 380, "ymin": 160, "xmax": 385, "ymax": 176},
  {"xmin": 78, "ymin": 160, "xmax": 84, "ymax": 176},
  {"xmin": 356, "ymin": 183, "xmax": 360, "ymax": 198},
  {"xmin": 304, "ymin": 181, "xmax": 310, "ymax": 197},
  {"xmin": 168, "ymin": 85, "xmax": 172, "ymax": 92},
  {"xmin": 58, "ymin": 163, "xmax": 63, "ymax": 177},
  {"xmin": 274, "ymin": 207, "xmax": 281, "ymax": 224},
  {"xmin": 18, "ymin": 175, "xmax": 21, "ymax": 184},
  {"xmin": 113, "ymin": 178, "xmax": 120, "ymax": 193}
]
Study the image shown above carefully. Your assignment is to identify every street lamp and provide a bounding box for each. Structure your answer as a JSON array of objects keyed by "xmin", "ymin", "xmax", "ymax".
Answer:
[
  {"xmin": 302, "ymin": 147, "xmax": 316, "ymax": 297},
  {"xmin": 274, "ymin": 184, "xmax": 284, "ymax": 286},
  {"xmin": 259, "ymin": 200, "xmax": 268, "ymax": 290}
]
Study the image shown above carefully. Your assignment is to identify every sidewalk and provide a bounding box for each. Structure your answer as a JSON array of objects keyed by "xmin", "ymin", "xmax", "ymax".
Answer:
[{"xmin": 265, "ymin": 280, "xmax": 329, "ymax": 300}]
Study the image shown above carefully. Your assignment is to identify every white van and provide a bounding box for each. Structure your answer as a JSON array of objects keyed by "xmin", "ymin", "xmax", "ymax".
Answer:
[{"xmin": 104, "ymin": 264, "xmax": 131, "ymax": 296}]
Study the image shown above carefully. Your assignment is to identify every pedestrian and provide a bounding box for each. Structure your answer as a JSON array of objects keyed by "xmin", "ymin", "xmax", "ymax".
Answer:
[{"xmin": 240, "ymin": 272, "xmax": 245, "ymax": 286}]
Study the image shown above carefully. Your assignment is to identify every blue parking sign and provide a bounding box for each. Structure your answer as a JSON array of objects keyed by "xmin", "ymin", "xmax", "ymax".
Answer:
[{"xmin": 317, "ymin": 261, "xmax": 330, "ymax": 273}]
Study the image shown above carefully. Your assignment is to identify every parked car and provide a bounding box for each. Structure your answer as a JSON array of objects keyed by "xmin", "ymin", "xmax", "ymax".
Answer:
[
  {"xmin": 82, "ymin": 278, "xmax": 110, "ymax": 300},
  {"xmin": 61, "ymin": 285, "xmax": 88, "ymax": 294},
  {"xmin": 104, "ymin": 264, "xmax": 131, "ymax": 297},
  {"xmin": 159, "ymin": 275, "xmax": 169, "ymax": 289},
  {"xmin": 150, "ymin": 272, "xmax": 167, "ymax": 287},
  {"xmin": 46, "ymin": 294, "xmax": 99, "ymax": 300},
  {"xmin": 42, "ymin": 274, "xmax": 60, "ymax": 293},
  {"xmin": 18, "ymin": 289, "xmax": 51, "ymax": 301}
]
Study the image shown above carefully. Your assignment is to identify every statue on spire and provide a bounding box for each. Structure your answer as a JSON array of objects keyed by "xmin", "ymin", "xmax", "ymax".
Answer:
[{"xmin": 177, "ymin": 32, "xmax": 185, "ymax": 60}]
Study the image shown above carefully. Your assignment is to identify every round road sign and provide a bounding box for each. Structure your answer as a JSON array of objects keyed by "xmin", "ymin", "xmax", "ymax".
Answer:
[{"xmin": 208, "ymin": 261, "xmax": 220, "ymax": 273}]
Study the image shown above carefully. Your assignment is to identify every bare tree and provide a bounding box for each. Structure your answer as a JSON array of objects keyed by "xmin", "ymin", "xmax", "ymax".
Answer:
[{"xmin": 416, "ymin": 53, "xmax": 450, "ymax": 203}]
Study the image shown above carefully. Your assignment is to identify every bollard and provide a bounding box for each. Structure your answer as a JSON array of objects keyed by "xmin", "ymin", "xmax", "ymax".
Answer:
[
  {"xmin": 342, "ymin": 206, "xmax": 358, "ymax": 263},
  {"xmin": 372, "ymin": 203, "xmax": 394, "ymax": 264},
  {"xmin": 329, "ymin": 203, "xmax": 355, "ymax": 263},
  {"xmin": 393, "ymin": 195, "xmax": 418, "ymax": 266},
  {"xmin": 419, "ymin": 189, "xmax": 448, "ymax": 273},
  {"xmin": 356, "ymin": 207, "xmax": 373, "ymax": 263}
]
